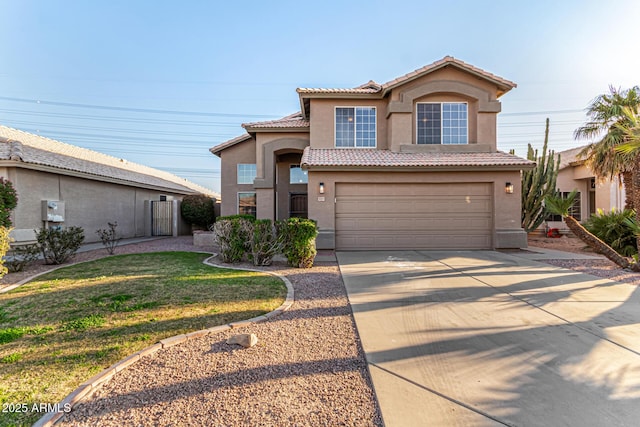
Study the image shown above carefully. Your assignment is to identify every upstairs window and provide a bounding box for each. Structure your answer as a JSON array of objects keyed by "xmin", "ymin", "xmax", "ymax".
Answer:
[
  {"xmin": 237, "ymin": 164, "xmax": 256, "ymax": 184},
  {"xmin": 417, "ymin": 102, "xmax": 468, "ymax": 145},
  {"xmin": 335, "ymin": 107, "xmax": 376, "ymax": 147}
]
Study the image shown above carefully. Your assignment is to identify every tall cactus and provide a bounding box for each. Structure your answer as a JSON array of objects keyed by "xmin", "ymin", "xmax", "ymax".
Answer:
[{"xmin": 521, "ymin": 118, "xmax": 560, "ymax": 232}]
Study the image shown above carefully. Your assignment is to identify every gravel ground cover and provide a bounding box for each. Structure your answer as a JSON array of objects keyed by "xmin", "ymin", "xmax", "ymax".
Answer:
[{"xmin": 5, "ymin": 237, "xmax": 382, "ymax": 426}]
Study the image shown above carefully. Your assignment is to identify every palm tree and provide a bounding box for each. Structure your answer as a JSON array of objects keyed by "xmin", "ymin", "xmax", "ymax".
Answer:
[
  {"xmin": 575, "ymin": 86, "xmax": 640, "ymax": 210},
  {"xmin": 545, "ymin": 190, "xmax": 639, "ymax": 271}
]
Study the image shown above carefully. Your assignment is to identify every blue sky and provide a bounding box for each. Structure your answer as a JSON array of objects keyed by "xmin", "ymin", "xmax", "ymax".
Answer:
[{"xmin": 1, "ymin": 0, "xmax": 639, "ymax": 194}]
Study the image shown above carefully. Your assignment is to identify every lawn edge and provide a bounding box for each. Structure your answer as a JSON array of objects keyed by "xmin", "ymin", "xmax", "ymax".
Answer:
[{"xmin": 33, "ymin": 254, "xmax": 295, "ymax": 427}]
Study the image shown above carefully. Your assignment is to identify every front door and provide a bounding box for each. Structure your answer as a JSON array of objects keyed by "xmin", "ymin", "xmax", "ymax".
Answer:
[{"xmin": 289, "ymin": 192, "xmax": 308, "ymax": 218}]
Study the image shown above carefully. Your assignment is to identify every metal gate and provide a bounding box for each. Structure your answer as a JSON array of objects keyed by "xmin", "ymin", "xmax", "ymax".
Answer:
[{"xmin": 151, "ymin": 201, "xmax": 173, "ymax": 236}]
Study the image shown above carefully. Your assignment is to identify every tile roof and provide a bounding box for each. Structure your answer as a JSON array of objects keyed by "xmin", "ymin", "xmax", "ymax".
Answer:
[
  {"xmin": 209, "ymin": 133, "xmax": 252, "ymax": 156},
  {"xmin": 242, "ymin": 112, "xmax": 309, "ymax": 129},
  {"xmin": 0, "ymin": 126, "xmax": 218, "ymax": 197},
  {"xmin": 381, "ymin": 56, "xmax": 516, "ymax": 92},
  {"xmin": 296, "ymin": 56, "xmax": 515, "ymax": 97},
  {"xmin": 301, "ymin": 147, "xmax": 535, "ymax": 169}
]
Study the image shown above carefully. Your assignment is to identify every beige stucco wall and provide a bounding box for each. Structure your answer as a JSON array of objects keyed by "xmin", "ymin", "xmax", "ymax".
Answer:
[
  {"xmin": 307, "ymin": 169, "xmax": 523, "ymax": 249},
  {"xmin": 219, "ymin": 138, "xmax": 256, "ymax": 217},
  {"xmin": 309, "ymin": 99, "xmax": 388, "ymax": 149},
  {"xmin": 7, "ymin": 167, "xmax": 190, "ymax": 243}
]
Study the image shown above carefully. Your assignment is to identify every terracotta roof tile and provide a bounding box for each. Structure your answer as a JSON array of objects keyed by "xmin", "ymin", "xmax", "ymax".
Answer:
[
  {"xmin": 0, "ymin": 126, "xmax": 218, "ymax": 197},
  {"xmin": 209, "ymin": 133, "xmax": 252, "ymax": 155},
  {"xmin": 301, "ymin": 147, "xmax": 534, "ymax": 168},
  {"xmin": 381, "ymin": 56, "xmax": 516, "ymax": 91},
  {"xmin": 242, "ymin": 111, "xmax": 309, "ymax": 129}
]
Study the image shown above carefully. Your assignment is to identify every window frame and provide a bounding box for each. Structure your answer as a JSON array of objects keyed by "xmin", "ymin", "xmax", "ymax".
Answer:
[
  {"xmin": 416, "ymin": 102, "xmax": 468, "ymax": 145},
  {"xmin": 237, "ymin": 163, "xmax": 257, "ymax": 185},
  {"xmin": 334, "ymin": 106, "xmax": 377, "ymax": 148},
  {"xmin": 237, "ymin": 191, "xmax": 257, "ymax": 217},
  {"xmin": 289, "ymin": 164, "xmax": 308, "ymax": 184}
]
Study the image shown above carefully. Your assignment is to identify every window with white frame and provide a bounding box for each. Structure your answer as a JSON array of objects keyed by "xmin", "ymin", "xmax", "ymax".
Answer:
[
  {"xmin": 416, "ymin": 102, "xmax": 468, "ymax": 145},
  {"xmin": 335, "ymin": 107, "xmax": 376, "ymax": 147},
  {"xmin": 238, "ymin": 192, "xmax": 256, "ymax": 217},
  {"xmin": 237, "ymin": 164, "xmax": 257, "ymax": 184},
  {"xmin": 290, "ymin": 165, "xmax": 308, "ymax": 184}
]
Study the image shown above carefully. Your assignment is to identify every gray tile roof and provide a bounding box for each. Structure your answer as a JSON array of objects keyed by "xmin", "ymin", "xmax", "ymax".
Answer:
[
  {"xmin": 301, "ymin": 147, "xmax": 535, "ymax": 169},
  {"xmin": 0, "ymin": 126, "xmax": 218, "ymax": 197}
]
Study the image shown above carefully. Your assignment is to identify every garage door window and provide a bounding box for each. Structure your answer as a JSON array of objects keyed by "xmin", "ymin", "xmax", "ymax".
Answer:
[
  {"xmin": 335, "ymin": 107, "xmax": 376, "ymax": 148},
  {"xmin": 417, "ymin": 102, "xmax": 468, "ymax": 145}
]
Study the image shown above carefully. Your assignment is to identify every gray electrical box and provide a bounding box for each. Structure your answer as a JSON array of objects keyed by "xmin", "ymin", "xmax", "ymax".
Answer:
[{"xmin": 41, "ymin": 200, "xmax": 65, "ymax": 222}]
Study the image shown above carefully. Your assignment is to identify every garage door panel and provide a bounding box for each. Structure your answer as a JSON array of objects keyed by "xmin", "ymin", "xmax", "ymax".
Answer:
[{"xmin": 335, "ymin": 183, "xmax": 493, "ymax": 250}]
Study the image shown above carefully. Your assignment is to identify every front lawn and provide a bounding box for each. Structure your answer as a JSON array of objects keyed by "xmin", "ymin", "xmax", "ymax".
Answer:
[{"xmin": 0, "ymin": 251, "xmax": 286, "ymax": 427}]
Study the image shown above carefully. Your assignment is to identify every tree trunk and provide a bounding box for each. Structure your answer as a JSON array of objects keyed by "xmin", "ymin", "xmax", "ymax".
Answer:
[
  {"xmin": 634, "ymin": 154, "xmax": 640, "ymax": 253},
  {"xmin": 563, "ymin": 215, "xmax": 639, "ymax": 271},
  {"xmin": 623, "ymin": 171, "xmax": 634, "ymax": 210}
]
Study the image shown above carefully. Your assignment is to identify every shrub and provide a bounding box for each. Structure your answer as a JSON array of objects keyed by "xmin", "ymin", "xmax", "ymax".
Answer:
[
  {"xmin": 35, "ymin": 226, "xmax": 85, "ymax": 265},
  {"xmin": 96, "ymin": 221, "xmax": 121, "ymax": 255},
  {"xmin": 584, "ymin": 209, "xmax": 637, "ymax": 256},
  {"xmin": 250, "ymin": 219, "xmax": 281, "ymax": 266},
  {"xmin": 278, "ymin": 218, "xmax": 318, "ymax": 268},
  {"xmin": 213, "ymin": 217, "xmax": 253, "ymax": 263},
  {"xmin": 181, "ymin": 194, "xmax": 216, "ymax": 228},
  {"xmin": 0, "ymin": 227, "xmax": 11, "ymax": 278},
  {"xmin": 5, "ymin": 243, "xmax": 39, "ymax": 273},
  {"xmin": 0, "ymin": 178, "xmax": 18, "ymax": 227}
]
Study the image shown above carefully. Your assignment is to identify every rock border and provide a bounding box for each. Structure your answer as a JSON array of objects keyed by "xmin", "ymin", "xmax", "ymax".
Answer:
[{"xmin": 31, "ymin": 255, "xmax": 295, "ymax": 427}]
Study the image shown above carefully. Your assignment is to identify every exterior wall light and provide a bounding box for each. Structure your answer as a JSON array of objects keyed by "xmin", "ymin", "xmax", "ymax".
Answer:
[
  {"xmin": 319, "ymin": 182, "xmax": 325, "ymax": 194},
  {"xmin": 505, "ymin": 182, "xmax": 514, "ymax": 194}
]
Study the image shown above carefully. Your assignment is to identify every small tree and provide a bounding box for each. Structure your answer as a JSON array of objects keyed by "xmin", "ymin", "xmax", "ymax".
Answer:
[
  {"xmin": 545, "ymin": 191, "xmax": 639, "ymax": 271},
  {"xmin": 520, "ymin": 119, "xmax": 560, "ymax": 232},
  {"xmin": 181, "ymin": 194, "xmax": 216, "ymax": 229},
  {"xmin": 0, "ymin": 178, "xmax": 18, "ymax": 227},
  {"xmin": 96, "ymin": 222, "xmax": 121, "ymax": 255},
  {"xmin": 250, "ymin": 219, "xmax": 282, "ymax": 266}
]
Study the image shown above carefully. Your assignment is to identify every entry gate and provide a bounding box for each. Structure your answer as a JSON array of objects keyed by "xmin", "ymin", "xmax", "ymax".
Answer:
[{"xmin": 151, "ymin": 201, "xmax": 173, "ymax": 236}]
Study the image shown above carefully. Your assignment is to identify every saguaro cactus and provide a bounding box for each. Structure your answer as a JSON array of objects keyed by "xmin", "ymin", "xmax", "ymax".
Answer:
[{"xmin": 521, "ymin": 118, "xmax": 560, "ymax": 232}]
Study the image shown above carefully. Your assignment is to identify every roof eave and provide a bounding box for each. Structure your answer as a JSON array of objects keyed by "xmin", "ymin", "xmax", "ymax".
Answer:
[
  {"xmin": 0, "ymin": 160, "xmax": 205, "ymax": 195},
  {"xmin": 302, "ymin": 164, "xmax": 535, "ymax": 172}
]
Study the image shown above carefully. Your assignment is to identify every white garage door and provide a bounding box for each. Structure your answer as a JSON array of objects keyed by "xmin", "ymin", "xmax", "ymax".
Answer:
[{"xmin": 335, "ymin": 183, "xmax": 493, "ymax": 250}]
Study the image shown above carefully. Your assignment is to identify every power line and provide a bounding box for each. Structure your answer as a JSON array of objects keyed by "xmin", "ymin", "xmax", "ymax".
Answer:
[{"xmin": 0, "ymin": 96, "xmax": 278, "ymax": 118}]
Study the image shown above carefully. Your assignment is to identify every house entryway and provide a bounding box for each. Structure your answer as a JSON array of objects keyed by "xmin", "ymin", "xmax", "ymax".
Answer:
[{"xmin": 289, "ymin": 192, "xmax": 308, "ymax": 218}]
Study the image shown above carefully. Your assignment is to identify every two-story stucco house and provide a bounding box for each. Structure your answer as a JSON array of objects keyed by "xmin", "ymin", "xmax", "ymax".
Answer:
[{"xmin": 210, "ymin": 56, "xmax": 534, "ymax": 250}]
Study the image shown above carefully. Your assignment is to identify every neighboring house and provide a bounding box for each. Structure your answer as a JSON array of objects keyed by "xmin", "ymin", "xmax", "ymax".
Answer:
[
  {"xmin": 546, "ymin": 145, "xmax": 626, "ymax": 230},
  {"xmin": 210, "ymin": 56, "xmax": 534, "ymax": 250},
  {"xmin": 0, "ymin": 126, "xmax": 219, "ymax": 244}
]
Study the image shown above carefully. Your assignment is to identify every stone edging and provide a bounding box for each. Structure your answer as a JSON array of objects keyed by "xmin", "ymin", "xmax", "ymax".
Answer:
[{"xmin": 32, "ymin": 255, "xmax": 295, "ymax": 427}]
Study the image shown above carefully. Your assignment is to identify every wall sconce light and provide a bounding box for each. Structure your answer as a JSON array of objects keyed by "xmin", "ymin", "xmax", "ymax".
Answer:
[
  {"xmin": 505, "ymin": 182, "xmax": 514, "ymax": 194},
  {"xmin": 319, "ymin": 182, "xmax": 325, "ymax": 194}
]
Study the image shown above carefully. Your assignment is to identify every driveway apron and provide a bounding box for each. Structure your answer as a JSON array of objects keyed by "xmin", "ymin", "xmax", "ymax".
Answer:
[{"xmin": 337, "ymin": 250, "xmax": 640, "ymax": 427}]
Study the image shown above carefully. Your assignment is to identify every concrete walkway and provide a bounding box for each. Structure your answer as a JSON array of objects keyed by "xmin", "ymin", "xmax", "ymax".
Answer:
[{"xmin": 338, "ymin": 250, "xmax": 640, "ymax": 427}]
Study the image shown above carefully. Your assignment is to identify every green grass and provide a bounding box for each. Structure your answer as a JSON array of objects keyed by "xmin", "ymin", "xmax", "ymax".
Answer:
[{"xmin": 0, "ymin": 251, "xmax": 286, "ymax": 427}]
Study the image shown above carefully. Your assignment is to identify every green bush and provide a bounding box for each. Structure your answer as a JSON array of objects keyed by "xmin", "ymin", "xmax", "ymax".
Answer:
[
  {"xmin": 181, "ymin": 194, "xmax": 216, "ymax": 228},
  {"xmin": 250, "ymin": 219, "xmax": 281, "ymax": 266},
  {"xmin": 0, "ymin": 226, "xmax": 11, "ymax": 278},
  {"xmin": 35, "ymin": 226, "xmax": 85, "ymax": 265},
  {"xmin": 0, "ymin": 178, "xmax": 18, "ymax": 227},
  {"xmin": 278, "ymin": 218, "xmax": 318, "ymax": 268},
  {"xmin": 584, "ymin": 209, "xmax": 637, "ymax": 256},
  {"xmin": 5, "ymin": 243, "xmax": 39, "ymax": 273},
  {"xmin": 212, "ymin": 217, "xmax": 253, "ymax": 263}
]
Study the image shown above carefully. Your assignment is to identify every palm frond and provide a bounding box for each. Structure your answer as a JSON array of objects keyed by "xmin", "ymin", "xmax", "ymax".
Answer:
[{"xmin": 544, "ymin": 190, "xmax": 578, "ymax": 216}]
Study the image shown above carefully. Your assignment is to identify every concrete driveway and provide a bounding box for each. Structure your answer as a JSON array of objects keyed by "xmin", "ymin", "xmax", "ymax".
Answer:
[{"xmin": 337, "ymin": 250, "xmax": 640, "ymax": 427}]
